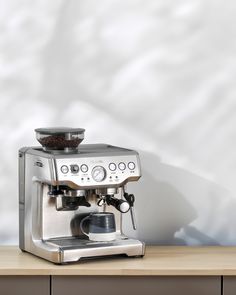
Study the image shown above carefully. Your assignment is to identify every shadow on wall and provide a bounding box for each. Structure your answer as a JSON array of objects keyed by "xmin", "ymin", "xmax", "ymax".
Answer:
[
  {"xmin": 134, "ymin": 175, "xmax": 196, "ymax": 245},
  {"xmin": 122, "ymin": 151, "xmax": 223, "ymax": 246}
]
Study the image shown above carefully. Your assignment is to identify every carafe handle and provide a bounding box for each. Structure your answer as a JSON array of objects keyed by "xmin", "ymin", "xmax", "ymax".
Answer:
[{"xmin": 80, "ymin": 216, "xmax": 90, "ymax": 237}]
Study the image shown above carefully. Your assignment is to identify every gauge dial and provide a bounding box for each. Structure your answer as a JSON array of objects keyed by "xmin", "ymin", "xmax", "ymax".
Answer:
[{"xmin": 91, "ymin": 166, "xmax": 106, "ymax": 182}]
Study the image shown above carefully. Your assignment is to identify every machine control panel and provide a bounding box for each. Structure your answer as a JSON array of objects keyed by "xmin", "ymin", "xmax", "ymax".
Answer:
[{"xmin": 56, "ymin": 155, "xmax": 140, "ymax": 187}]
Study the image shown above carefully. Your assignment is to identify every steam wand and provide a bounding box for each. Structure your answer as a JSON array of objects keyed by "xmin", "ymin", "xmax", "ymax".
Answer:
[{"xmin": 123, "ymin": 188, "xmax": 137, "ymax": 230}]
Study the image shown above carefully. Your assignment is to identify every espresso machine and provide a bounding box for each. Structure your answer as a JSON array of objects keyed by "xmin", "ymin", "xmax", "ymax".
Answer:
[{"xmin": 19, "ymin": 128, "xmax": 145, "ymax": 263}]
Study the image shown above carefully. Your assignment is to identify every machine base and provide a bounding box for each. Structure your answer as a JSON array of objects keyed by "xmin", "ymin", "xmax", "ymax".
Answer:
[{"xmin": 24, "ymin": 236, "xmax": 145, "ymax": 264}]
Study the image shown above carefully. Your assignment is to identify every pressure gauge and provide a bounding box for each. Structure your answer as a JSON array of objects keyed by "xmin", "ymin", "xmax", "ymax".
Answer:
[{"xmin": 91, "ymin": 166, "xmax": 106, "ymax": 182}]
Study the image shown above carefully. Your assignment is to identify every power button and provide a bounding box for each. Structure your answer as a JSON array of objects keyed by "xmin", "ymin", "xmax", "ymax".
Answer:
[{"xmin": 61, "ymin": 165, "xmax": 69, "ymax": 174}]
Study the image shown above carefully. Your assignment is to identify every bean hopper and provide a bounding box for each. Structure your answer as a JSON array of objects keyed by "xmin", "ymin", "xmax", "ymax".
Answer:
[{"xmin": 19, "ymin": 127, "xmax": 145, "ymax": 263}]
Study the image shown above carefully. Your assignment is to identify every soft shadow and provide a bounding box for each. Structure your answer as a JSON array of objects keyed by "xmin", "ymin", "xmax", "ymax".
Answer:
[
  {"xmin": 122, "ymin": 150, "xmax": 224, "ymax": 245},
  {"xmin": 123, "ymin": 174, "xmax": 196, "ymax": 245},
  {"xmin": 182, "ymin": 225, "xmax": 219, "ymax": 245}
]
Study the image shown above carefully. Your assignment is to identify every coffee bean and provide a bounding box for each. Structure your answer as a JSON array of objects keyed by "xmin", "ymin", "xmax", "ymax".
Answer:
[{"xmin": 39, "ymin": 135, "xmax": 82, "ymax": 149}]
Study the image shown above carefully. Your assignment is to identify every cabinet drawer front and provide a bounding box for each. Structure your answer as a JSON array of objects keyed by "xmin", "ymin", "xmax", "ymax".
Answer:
[
  {"xmin": 52, "ymin": 276, "xmax": 220, "ymax": 295},
  {"xmin": 223, "ymin": 276, "xmax": 236, "ymax": 295},
  {"xmin": 0, "ymin": 276, "xmax": 50, "ymax": 295}
]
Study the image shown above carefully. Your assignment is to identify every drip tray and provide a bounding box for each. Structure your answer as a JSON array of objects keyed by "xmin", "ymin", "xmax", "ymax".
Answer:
[
  {"xmin": 40, "ymin": 236, "xmax": 144, "ymax": 263},
  {"xmin": 45, "ymin": 236, "xmax": 128, "ymax": 251}
]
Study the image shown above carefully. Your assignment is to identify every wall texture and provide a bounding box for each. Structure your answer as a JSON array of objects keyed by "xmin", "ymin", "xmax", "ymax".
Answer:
[{"xmin": 1, "ymin": 0, "xmax": 236, "ymax": 245}]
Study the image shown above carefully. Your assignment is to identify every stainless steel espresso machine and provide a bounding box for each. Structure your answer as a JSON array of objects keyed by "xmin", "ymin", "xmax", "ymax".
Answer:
[{"xmin": 19, "ymin": 128, "xmax": 145, "ymax": 263}]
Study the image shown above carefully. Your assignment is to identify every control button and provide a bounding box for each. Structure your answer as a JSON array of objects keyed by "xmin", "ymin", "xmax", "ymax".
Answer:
[
  {"xmin": 92, "ymin": 166, "xmax": 106, "ymax": 182},
  {"xmin": 109, "ymin": 163, "xmax": 117, "ymax": 171},
  {"xmin": 118, "ymin": 162, "xmax": 126, "ymax": 171},
  {"xmin": 61, "ymin": 165, "xmax": 69, "ymax": 174},
  {"xmin": 128, "ymin": 162, "xmax": 136, "ymax": 170},
  {"xmin": 80, "ymin": 164, "xmax": 88, "ymax": 173},
  {"xmin": 70, "ymin": 164, "xmax": 79, "ymax": 174}
]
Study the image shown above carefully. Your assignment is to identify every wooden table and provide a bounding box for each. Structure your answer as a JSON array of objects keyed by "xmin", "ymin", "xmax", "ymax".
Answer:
[{"xmin": 1, "ymin": 246, "xmax": 236, "ymax": 295}]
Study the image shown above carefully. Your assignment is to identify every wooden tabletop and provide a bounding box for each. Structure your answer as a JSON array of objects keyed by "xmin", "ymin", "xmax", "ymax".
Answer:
[{"xmin": 2, "ymin": 246, "xmax": 236, "ymax": 276}]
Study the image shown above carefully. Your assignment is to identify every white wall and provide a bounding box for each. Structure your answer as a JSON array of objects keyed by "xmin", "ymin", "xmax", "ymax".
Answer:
[{"xmin": 1, "ymin": 0, "xmax": 236, "ymax": 245}]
